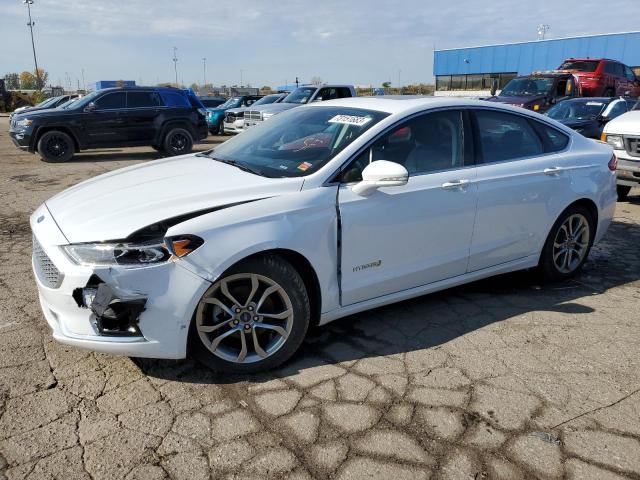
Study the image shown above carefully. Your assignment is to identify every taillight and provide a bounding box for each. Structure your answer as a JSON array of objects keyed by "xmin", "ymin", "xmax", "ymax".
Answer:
[{"xmin": 608, "ymin": 154, "xmax": 618, "ymax": 172}]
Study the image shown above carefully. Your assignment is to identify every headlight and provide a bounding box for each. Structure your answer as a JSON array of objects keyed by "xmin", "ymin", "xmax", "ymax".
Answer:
[
  {"xmin": 16, "ymin": 118, "xmax": 33, "ymax": 128},
  {"xmin": 605, "ymin": 134, "xmax": 624, "ymax": 150},
  {"xmin": 62, "ymin": 235, "xmax": 204, "ymax": 267}
]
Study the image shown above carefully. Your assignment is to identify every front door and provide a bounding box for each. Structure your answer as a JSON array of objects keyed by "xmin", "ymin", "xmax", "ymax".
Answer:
[
  {"xmin": 338, "ymin": 109, "xmax": 478, "ymax": 306},
  {"xmin": 83, "ymin": 91, "xmax": 128, "ymax": 147},
  {"xmin": 468, "ymin": 108, "xmax": 573, "ymax": 271}
]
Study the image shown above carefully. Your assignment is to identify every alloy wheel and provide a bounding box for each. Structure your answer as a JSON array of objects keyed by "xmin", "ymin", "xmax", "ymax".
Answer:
[
  {"xmin": 195, "ymin": 273, "xmax": 294, "ymax": 364},
  {"xmin": 45, "ymin": 135, "xmax": 68, "ymax": 158},
  {"xmin": 169, "ymin": 133, "xmax": 188, "ymax": 151},
  {"xmin": 552, "ymin": 213, "xmax": 590, "ymax": 274}
]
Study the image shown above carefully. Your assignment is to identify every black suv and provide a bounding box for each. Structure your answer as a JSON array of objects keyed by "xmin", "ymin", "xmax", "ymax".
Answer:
[{"xmin": 9, "ymin": 87, "xmax": 208, "ymax": 162}]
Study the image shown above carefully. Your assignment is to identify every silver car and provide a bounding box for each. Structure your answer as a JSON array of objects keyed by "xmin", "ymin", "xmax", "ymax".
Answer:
[{"xmin": 223, "ymin": 93, "xmax": 286, "ymax": 134}]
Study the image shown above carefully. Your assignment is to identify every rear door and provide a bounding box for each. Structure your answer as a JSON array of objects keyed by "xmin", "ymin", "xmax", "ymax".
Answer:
[
  {"xmin": 468, "ymin": 109, "xmax": 572, "ymax": 271},
  {"xmin": 83, "ymin": 91, "xmax": 128, "ymax": 147},
  {"xmin": 124, "ymin": 90, "xmax": 164, "ymax": 143},
  {"xmin": 338, "ymin": 109, "xmax": 478, "ymax": 305}
]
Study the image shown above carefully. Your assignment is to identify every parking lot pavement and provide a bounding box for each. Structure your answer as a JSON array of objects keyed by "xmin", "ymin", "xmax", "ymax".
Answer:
[{"xmin": 1, "ymin": 115, "xmax": 639, "ymax": 480}]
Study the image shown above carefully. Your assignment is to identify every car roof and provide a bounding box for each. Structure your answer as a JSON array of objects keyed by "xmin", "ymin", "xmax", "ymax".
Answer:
[
  {"xmin": 558, "ymin": 97, "xmax": 616, "ymax": 103},
  {"xmin": 312, "ymin": 96, "xmax": 542, "ymax": 115}
]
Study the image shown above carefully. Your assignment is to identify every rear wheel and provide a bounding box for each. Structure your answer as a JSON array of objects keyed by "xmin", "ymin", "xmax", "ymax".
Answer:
[
  {"xmin": 37, "ymin": 130, "xmax": 74, "ymax": 163},
  {"xmin": 163, "ymin": 127, "xmax": 193, "ymax": 156},
  {"xmin": 539, "ymin": 205, "xmax": 595, "ymax": 280},
  {"xmin": 189, "ymin": 255, "xmax": 310, "ymax": 373},
  {"xmin": 617, "ymin": 185, "xmax": 631, "ymax": 201}
]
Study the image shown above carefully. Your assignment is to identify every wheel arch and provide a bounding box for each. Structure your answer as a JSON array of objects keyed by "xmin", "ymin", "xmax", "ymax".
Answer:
[
  {"xmin": 158, "ymin": 120, "xmax": 196, "ymax": 144},
  {"xmin": 33, "ymin": 126, "xmax": 80, "ymax": 153}
]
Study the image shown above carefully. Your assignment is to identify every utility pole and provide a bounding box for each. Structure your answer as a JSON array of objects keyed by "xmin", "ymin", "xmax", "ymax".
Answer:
[
  {"xmin": 202, "ymin": 58, "xmax": 207, "ymax": 86},
  {"xmin": 398, "ymin": 69, "xmax": 402, "ymax": 91},
  {"xmin": 81, "ymin": 68, "xmax": 86, "ymax": 91},
  {"xmin": 24, "ymin": 0, "xmax": 42, "ymax": 89},
  {"xmin": 172, "ymin": 47, "xmax": 178, "ymax": 85},
  {"xmin": 240, "ymin": 69, "xmax": 243, "ymax": 87},
  {"xmin": 295, "ymin": 76, "xmax": 299, "ymax": 88}
]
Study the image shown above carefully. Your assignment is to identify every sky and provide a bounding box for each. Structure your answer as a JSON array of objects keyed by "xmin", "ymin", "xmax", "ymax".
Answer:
[{"xmin": 1, "ymin": 0, "xmax": 639, "ymax": 89}]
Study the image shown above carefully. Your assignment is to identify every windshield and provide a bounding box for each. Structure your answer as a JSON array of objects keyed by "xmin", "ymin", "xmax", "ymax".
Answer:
[
  {"xmin": 500, "ymin": 77, "xmax": 554, "ymax": 96},
  {"xmin": 35, "ymin": 96, "xmax": 60, "ymax": 108},
  {"xmin": 252, "ymin": 95, "xmax": 282, "ymax": 106},
  {"xmin": 58, "ymin": 97, "xmax": 81, "ymax": 109},
  {"xmin": 209, "ymin": 106, "xmax": 389, "ymax": 178},
  {"xmin": 546, "ymin": 100, "xmax": 607, "ymax": 121},
  {"xmin": 282, "ymin": 87, "xmax": 316, "ymax": 105},
  {"xmin": 559, "ymin": 60, "xmax": 599, "ymax": 72},
  {"xmin": 219, "ymin": 97, "xmax": 242, "ymax": 109},
  {"xmin": 200, "ymin": 98, "xmax": 224, "ymax": 108}
]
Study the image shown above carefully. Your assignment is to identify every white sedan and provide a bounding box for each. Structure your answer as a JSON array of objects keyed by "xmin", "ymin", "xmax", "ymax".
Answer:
[{"xmin": 31, "ymin": 97, "xmax": 617, "ymax": 373}]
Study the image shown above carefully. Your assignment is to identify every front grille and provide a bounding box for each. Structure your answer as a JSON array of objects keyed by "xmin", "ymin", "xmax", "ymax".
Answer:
[
  {"xmin": 246, "ymin": 111, "xmax": 262, "ymax": 121},
  {"xmin": 625, "ymin": 136, "xmax": 640, "ymax": 158},
  {"xmin": 33, "ymin": 236, "xmax": 63, "ymax": 288}
]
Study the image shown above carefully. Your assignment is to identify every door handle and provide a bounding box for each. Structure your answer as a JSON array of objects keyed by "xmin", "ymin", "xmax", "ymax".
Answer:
[
  {"xmin": 441, "ymin": 179, "xmax": 470, "ymax": 190},
  {"xmin": 543, "ymin": 167, "xmax": 562, "ymax": 176}
]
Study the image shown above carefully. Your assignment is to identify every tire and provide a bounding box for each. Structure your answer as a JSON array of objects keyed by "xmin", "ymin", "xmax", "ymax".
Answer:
[
  {"xmin": 617, "ymin": 185, "xmax": 631, "ymax": 201},
  {"xmin": 217, "ymin": 122, "xmax": 224, "ymax": 135},
  {"xmin": 538, "ymin": 205, "xmax": 595, "ymax": 281},
  {"xmin": 163, "ymin": 127, "xmax": 193, "ymax": 156},
  {"xmin": 37, "ymin": 130, "xmax": 74, "ymax": 163},
  {"xmin": 189, "ymin": 254, "xmax": 310, "ymax": 374}
]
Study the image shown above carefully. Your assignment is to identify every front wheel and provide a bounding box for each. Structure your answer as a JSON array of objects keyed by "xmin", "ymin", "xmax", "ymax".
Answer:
[
  {"xmin": 189, "ymin": 255, "xmax": 310, "ymax": 373},
  {"xmin": 163, "ymin": 127, "xmax": 193, "ymax": 156},
  {"xmin": 539, "ymin": 205, "xmax": 595, "ymax": 280},
  {"xmin": 617, "ymin": 185, "xmax": 631, "ymax": 201},
  {"xmin": 37, "ymin": 130, "xmax": 74, "ymax": 163}
]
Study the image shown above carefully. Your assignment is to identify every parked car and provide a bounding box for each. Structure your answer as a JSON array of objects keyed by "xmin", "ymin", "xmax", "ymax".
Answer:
[
  {"xmin": 199, "ymin": 96, "xmax": 226, "ymax": 108},
  {"xmin": 223, "ymin": 93, "xmax": 286, "ymax": 134},
  {"xmin": 558, "ymin": 58, "xmax": 640, "ymax": 97},
  {"xmin": 545, "ymin": 97, "xmax": 636, "ymax": 139},
  {"xmin": 9, "ymin": 87, "xmax": 207, "ymax": 162},
  {"xmin": 10, "ymin": 94, "xmax": 79, "ymax": 119},
  {"xmin": 602, "ymin": 100, "xmax": 640, "ymax": 199},
  {"xmin": 30, "ymin": 97, "xmax": 616, "ymax": 372},
  {"xmin": 244, "ymin": 85, "xmax": 356, "ymax": 129},
  {"xmin": 205, "ymin": 95, "xmax": 262, "ymax": 134},
  {"xmin": 485, "ymin": 72, "xmax": 578, "ymax": 112}
]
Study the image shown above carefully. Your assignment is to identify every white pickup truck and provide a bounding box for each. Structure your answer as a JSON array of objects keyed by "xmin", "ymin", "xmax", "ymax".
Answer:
[
  {"xmin": 243, "ymin": 85, "xmax": 357, "ymax": 129},
  {"xmin": 602, "ymin": 100, "xmax": 640, "ymax": 199}
]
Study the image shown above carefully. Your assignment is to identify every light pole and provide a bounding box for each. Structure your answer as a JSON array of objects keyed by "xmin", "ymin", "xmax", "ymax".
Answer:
[
  {"xmin": 172, "ymin": 47, "xmax": 178, "ymax": 85},
  {"xmin": 398, "ymin": 69, "xmax": 402, "ymax": 91},
  {"xmin": 81, "ymin": 68, "xmax": 85, "ymax": 91},
  {"xmin": 240, "ymin": 69, "xmax": 243, "ymax": 87},
  {"xmin": 537, "ymin": 24, "xmax": 550, "ymax": 41},
  {"xmin": 202, "ymin": 57, "xmax": 207, "ymax": 86},
  {"xmin": 24, "ymin": 0, "xmax": 42, "ymax": 89}
]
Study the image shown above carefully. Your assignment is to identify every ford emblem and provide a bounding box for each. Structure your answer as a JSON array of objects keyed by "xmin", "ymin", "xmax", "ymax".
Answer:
[{"xmin": 37, "ymin": 215, "xmax": 45, "ymax": 223}]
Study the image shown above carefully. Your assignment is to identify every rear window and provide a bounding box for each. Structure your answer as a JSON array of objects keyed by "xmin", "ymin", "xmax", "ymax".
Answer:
[
  {"xmin": 533, "ymin": 122, "xmax": 570, "ymax": 152},
  {"xmin": 559, "ymin": 60, "xmax": 599, "ymax": 72},
  {"xmin": 159, "ymin": 91, "xmax": 190, "ymax": 107}
]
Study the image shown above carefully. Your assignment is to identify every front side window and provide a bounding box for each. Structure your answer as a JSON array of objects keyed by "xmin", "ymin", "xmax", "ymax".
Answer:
[
  {"xmin": 127, "ymin": 91, "xmax": 163, "ymax": 108},
  {"xmin": 340, "ymin": 110, "xmax": 465, "ymax": 182},
  {"xmin": 94, "ymin": 92, "xmax": 126, "ymax": 110},
  {"xmin": 209, "ymin": 106, "xmax": 388, "ymax": 178},
  {"xmin": 474, "ymin": 110, "xmax": 543, "ymax": 163}
]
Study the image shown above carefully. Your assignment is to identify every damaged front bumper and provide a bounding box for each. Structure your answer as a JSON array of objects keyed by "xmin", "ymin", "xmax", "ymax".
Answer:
[{"xmin": 30, "ymin": 204, "xmax": 211, "ymax": 359}]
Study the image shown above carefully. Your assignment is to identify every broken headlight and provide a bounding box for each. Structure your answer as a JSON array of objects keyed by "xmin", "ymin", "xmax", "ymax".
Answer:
[{"xmin": 62, "ymin": 242, "xmax": 170, "ymax": 266}]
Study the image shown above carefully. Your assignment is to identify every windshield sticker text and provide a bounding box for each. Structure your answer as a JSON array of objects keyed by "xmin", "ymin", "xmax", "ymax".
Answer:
[{"xmin": 328, "ymin": 115, "xmax": 373, "ymax": 127}]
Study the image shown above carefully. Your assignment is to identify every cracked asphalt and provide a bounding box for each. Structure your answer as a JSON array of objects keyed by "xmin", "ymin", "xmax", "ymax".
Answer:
[{"xmin": 1, "ymin": 115, "xmax": 640, "ymax": 479}]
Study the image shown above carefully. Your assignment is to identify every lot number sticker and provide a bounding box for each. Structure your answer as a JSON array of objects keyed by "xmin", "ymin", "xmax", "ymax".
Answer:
[{"xmin": 328, "ymin": 115, "xmax": 372, "ymax": 127}]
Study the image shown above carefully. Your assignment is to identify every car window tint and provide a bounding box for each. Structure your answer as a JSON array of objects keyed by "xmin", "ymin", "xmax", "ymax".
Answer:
[
  {"xmin": 533, "ymin": 122, "xmax": 569, "ymax": 152},
  {"xmin": 624, "ymin": 66, "xmax": 636, "ymax": 81},
  {"xmin": 607, "ymin": 101, "xmax": 627, "ymax": 119},
  {"xmin": 127, "ymin": 91, "xmax": 163, "ymax": 108},
  {"xmin": 94, "ymin": 92, "xmax": 126, "ymax": 110},
  {"xmin": 337, "ymin": 88, "xmax": 352, "ymax": 98},
  {"xmin": 475, "ymin": 110, "xmax": 543, "ymax": 162},
  {"xmin": 159, "ymin": 91, "xmax": 190, "ymax": 107},
  {"xmin": 341, "ymin": 110, "xmax": 464, "ymax": 182}
]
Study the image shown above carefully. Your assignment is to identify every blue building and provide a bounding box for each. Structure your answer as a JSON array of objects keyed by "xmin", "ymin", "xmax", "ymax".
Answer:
[
  {"xmin": 93, "ymin": 80, "xmax": 136, "ymax": 90},
  {"xmin": 434, "ymin": 31, "xmax": 640, "ymax": 93}
]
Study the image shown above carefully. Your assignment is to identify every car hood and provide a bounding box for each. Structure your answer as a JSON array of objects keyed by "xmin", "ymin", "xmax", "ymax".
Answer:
[
  {"xmin": 605, "ymin": 111, "xmax": 640, "ymax": 135},
  {"xmin": 556, "ymin": 118, "xmax": 595, "ymax": 129},
  {"xmin": 225, "ymin": 107, "xmax": 246, "ymax": 114},
  {"xmin": 12, "ymin": 107, "xmax": 77, "ymax": 119},
  {"xmin": 45, "ymin": 153, "xmax": 304, "ymax": 243},
  {"xmin": 251, "ymin": 103, "xmax": 299, "ymax": 114},
  {"xmin": 486, "ymin": 94, "xmax": 546, "ymax": 105}
]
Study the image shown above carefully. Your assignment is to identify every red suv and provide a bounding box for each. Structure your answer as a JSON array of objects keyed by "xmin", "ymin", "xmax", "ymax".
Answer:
[{"xmin": 558, "ymin": 58, "xmax": 640, "ymax": 97}]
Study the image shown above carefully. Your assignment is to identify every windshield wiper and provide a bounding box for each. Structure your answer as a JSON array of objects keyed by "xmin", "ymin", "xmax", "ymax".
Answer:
[{"xmin": 209, "ymin": 156, "xmax": 264, "ymax": 176}]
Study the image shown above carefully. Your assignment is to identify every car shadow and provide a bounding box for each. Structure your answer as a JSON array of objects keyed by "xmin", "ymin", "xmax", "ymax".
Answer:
[{"xmin": 135, "ymin": 216, "xmax": 640, "ymax": 386}]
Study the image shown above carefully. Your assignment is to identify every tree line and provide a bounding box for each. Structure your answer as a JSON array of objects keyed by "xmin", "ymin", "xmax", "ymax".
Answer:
[{"xmin": 3, "ymin": 69, "xmax": 49, "ymax": 90}]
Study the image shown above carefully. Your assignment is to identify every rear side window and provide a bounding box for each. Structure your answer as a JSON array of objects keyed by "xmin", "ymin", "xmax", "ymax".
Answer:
[
  {"xmin": 531, "ymin": 121, "xmax": 570, "ymax": 152},
  {"xmin": 94, "ymin": 92, "xmax": 126, "ymax": 110},
  {"xmin": 159, "ymin": 91, "xmax": 190, "ymax": 107},
  {"xmin": 474, "ymin": 110, "xmax": 543, "ymax": 163},
  {"xmin": 127, "ymin": 91, "xmax": 163, "ymax": 108}
]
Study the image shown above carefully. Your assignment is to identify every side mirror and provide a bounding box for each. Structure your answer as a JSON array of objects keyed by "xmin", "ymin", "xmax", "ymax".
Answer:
[
  {"xmin": 84, "ymin": 102, "xmax": 96, "ymax": 112},
  {"xmin": 490, "ymin": 80, "xmax": 498, "ymax": 97},
  {"xmin": 351, "ymin": 160, "xmax": 408, "ymax": 196},
  {"xmin": 565, "ymin": 79, "xmax": 575, "ymax": 97}
]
